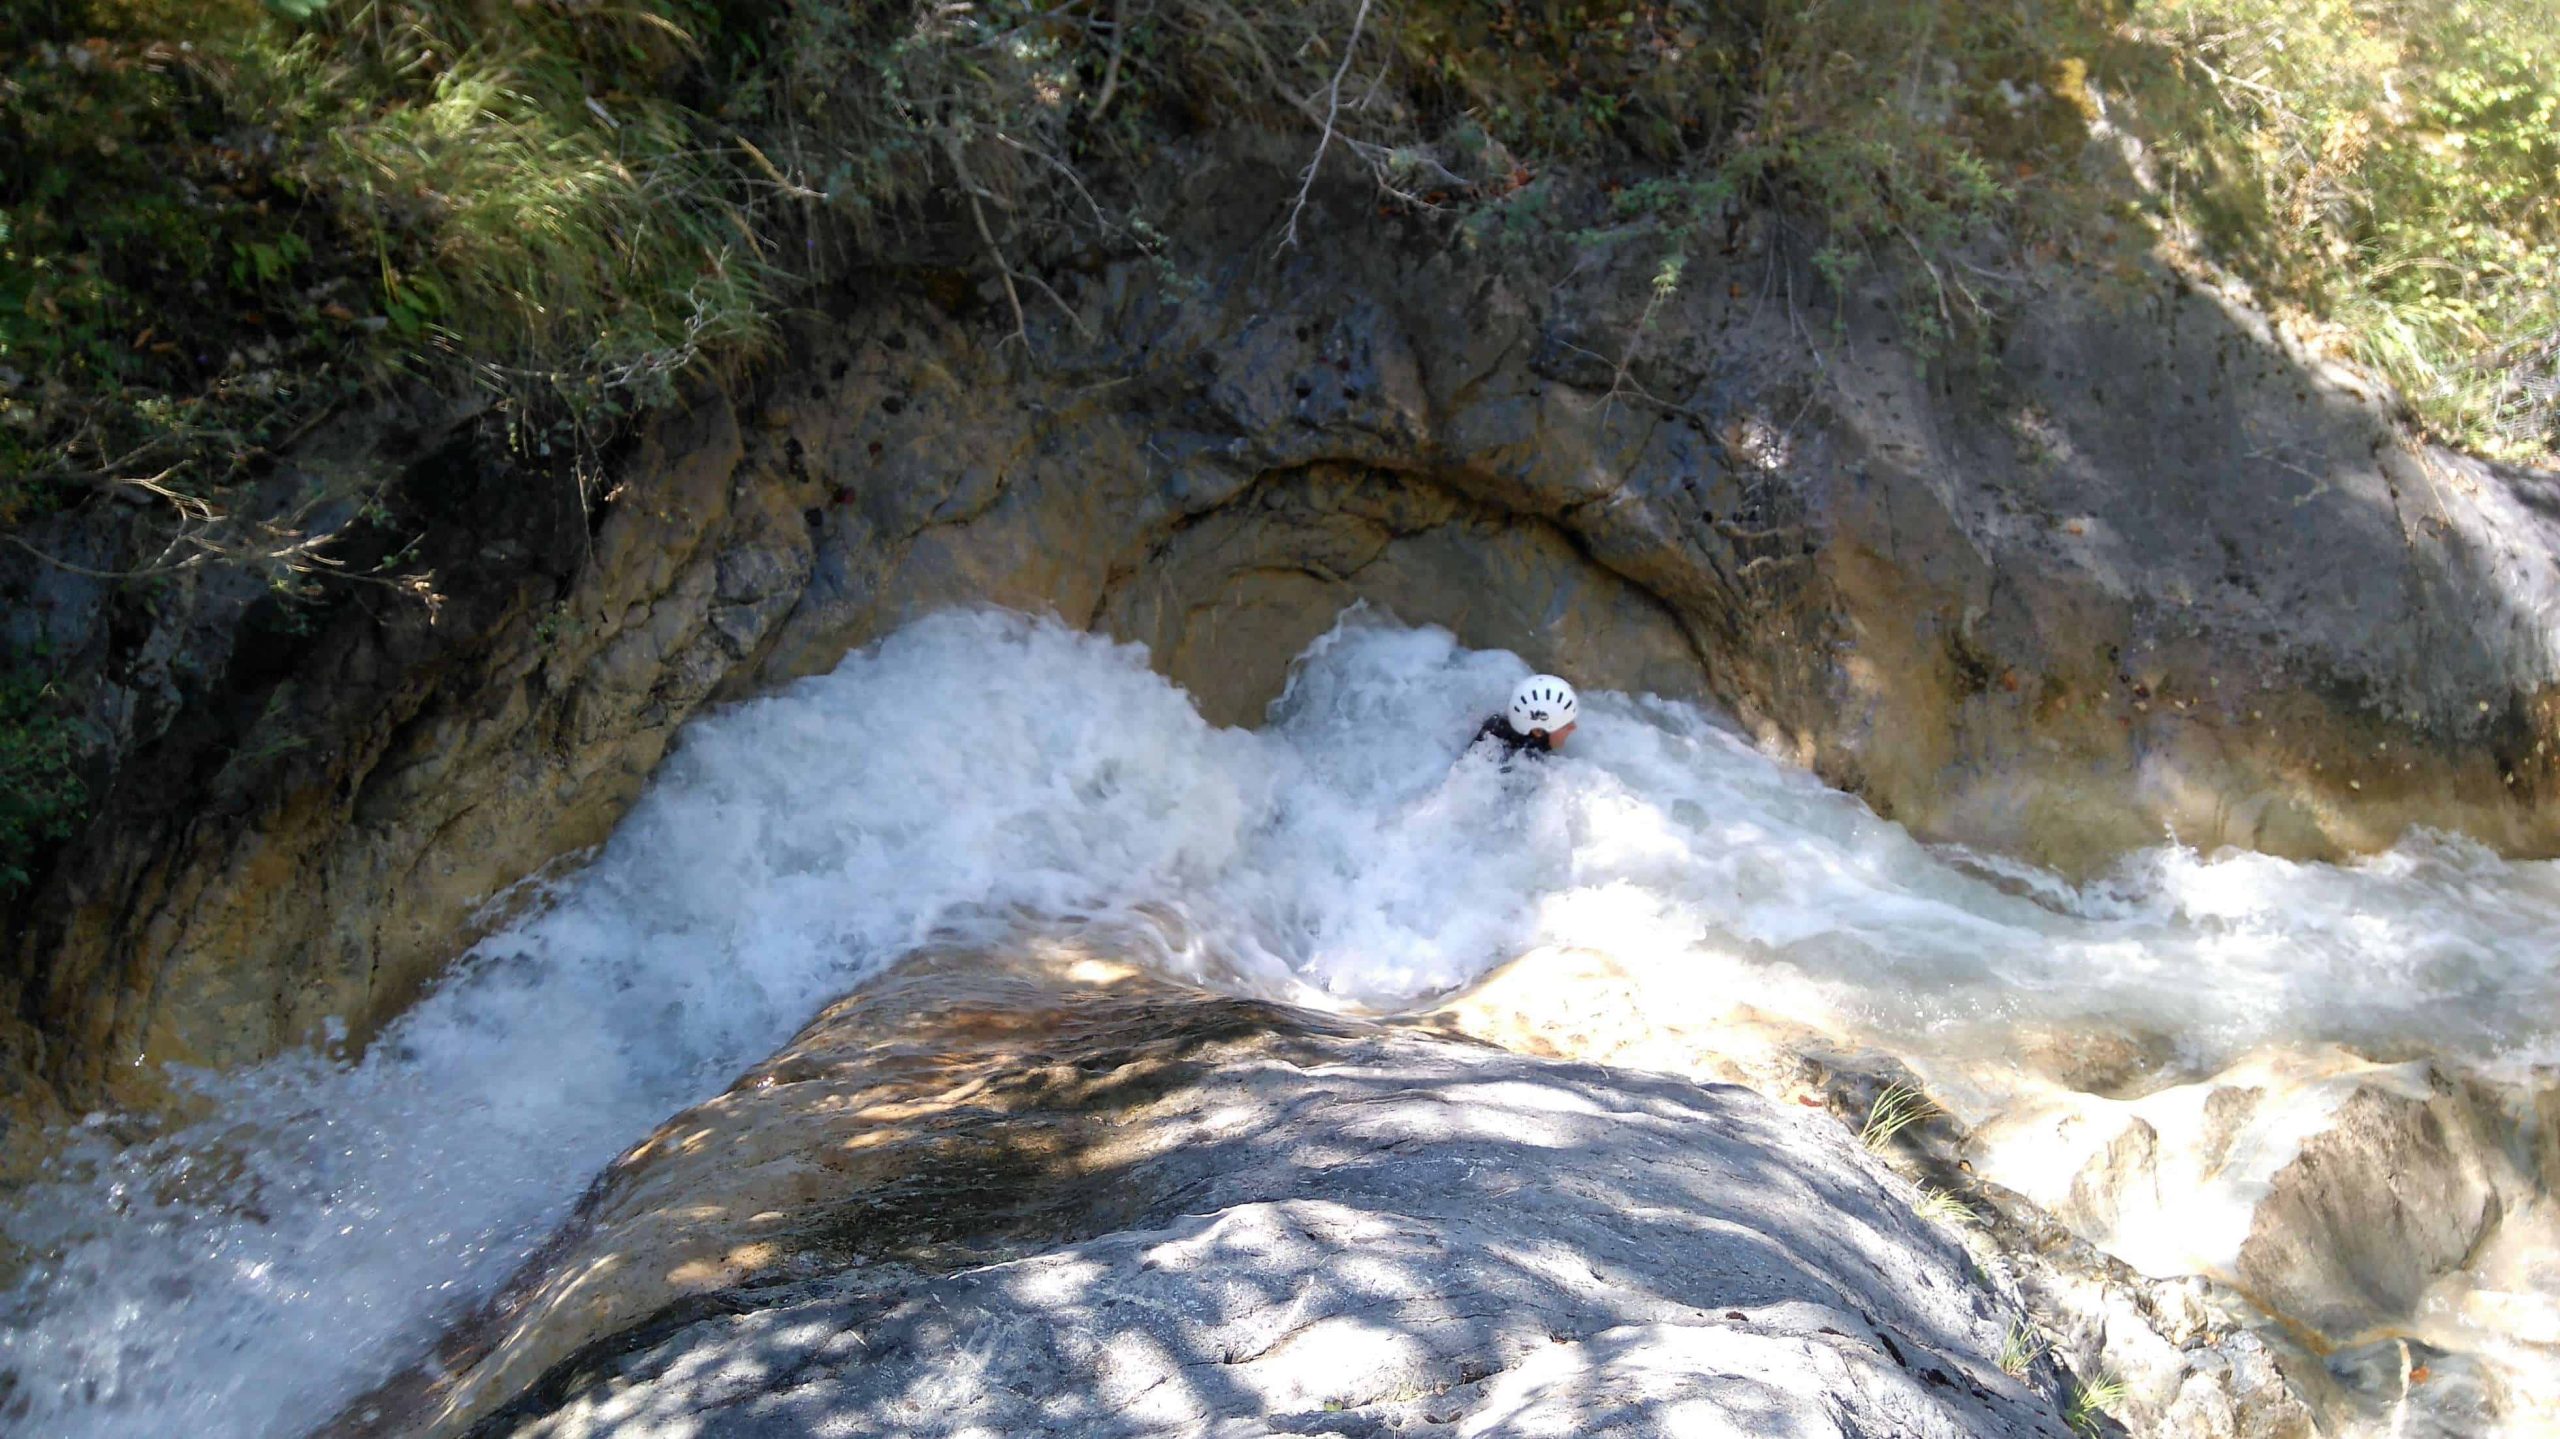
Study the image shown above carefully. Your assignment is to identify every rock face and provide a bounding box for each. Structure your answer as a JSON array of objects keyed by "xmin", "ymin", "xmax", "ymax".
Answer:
[
  {"xmin": 1950, "ymin": 1049, "xmax": 2560, "ymax": 1433},
  {"xmin": 10, "ymin": 153, "xmax": 2560, "ymax": 1149},
  {"xmin": 1421, "ymin": 946, "xmax": 2560, "ymax": 1438},
  {"xmin": 343, "ymin": 944, "xmax": 2080, "ymax": 1439}
]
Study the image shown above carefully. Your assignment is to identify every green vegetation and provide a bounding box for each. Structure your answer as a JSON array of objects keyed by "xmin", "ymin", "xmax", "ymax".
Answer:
[
  {"xmin": 1860, "ymin": 1080, "xmax": 1938, "ymax": 1152},
  {"xmin": 2122, "ymin": 0, "xmax": 2559, "ymax": 455},
  {"xmin": 1999, "ymin": 1317, "xmax": 2048, "ymax": 1377},
  {"xmin": 2, "ymin": 0, "xmax": 2552, "ymax": 545},
  {"xmin": 1912, "ymin": 1183, "xmax": 1978, "ymax": 1225},
  {"xmin": 0, "ymin": 661, "xmax": 84, "ymax": 895},
  {"xmin": 1592, "ymin": 0, "xmax": 2560, "ymax": 451},
  {"xmin": 2067, "ymin": 1369, "xmax": 2130, "ymax": 1435},
  {"xmin": 1, "ymin": 0, "xmax": 769, "ymax": 537}
]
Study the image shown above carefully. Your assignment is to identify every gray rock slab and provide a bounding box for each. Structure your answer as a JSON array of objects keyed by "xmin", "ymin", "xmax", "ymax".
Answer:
[{"xmin": 468, "ymin": 1026, "xmax": 2074, "ymax": 1438}]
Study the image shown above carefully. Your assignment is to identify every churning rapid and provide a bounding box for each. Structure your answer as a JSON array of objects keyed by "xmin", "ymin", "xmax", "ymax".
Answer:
[{"xmin": 7, "ymin": 607, "xmax": 2560, "ymax": 1436}]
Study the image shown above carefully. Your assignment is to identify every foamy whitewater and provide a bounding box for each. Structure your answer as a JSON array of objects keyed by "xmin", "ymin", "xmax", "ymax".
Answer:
[{"xmin": 7, "ymin": 607, "xmax": 2560, "ymax": 1435}]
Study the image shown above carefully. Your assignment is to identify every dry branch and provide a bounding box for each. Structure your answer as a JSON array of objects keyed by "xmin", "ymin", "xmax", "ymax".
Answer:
[{"xmin": 1277, "ymin": 0, "xmax": 1374, "ymax": 253}]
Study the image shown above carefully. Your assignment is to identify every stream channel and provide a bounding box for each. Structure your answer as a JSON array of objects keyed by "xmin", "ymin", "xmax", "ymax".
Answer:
[{"xmin": 5, "ymin": 609, "xmax": 2554, "ymax": 1436}]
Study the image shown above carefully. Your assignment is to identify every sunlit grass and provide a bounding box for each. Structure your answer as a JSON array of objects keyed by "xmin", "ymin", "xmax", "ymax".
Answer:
[
  {"xmin": 1999, "ymin": 1317, "xmax": 2046, "ymax": 1377},
  {"xmin": 2067, "ymin": 1369, "xmax": 2129, "ymax": 1435},
  {"xmin": 1913, "ymin": 1184, "xmax": 1978, "ymax": 1226},
  {"xmin": 339, "ymin": 50, "xmax": 769, "ymax": 401},
  {"xmin": 2, "ymin": 0, "xmax": 769, "ymax": 502},
  {"xmin": 1860, "ymin": 1081, "xmax": 1938, "ymax": 1153},
  {"xmin": 2123, "ymin": 0, "xmax": 2559, "ymax": 456}
]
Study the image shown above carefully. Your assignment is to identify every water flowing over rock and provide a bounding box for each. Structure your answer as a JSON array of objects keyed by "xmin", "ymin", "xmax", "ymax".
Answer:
[
  {"xmin": 7, "ymin": 600, "xmax": 2558, "ymax": 1439},
  {"xmin": 11, "ymin": 161, "xmax": 2560, "ymax": 1132},
  {"xmin": 336, "ymin": 944, "xmax": 2082, "ymax": 1439}
]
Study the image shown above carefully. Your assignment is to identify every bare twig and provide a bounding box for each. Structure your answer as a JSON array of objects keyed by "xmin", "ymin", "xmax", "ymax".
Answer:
[
  {"xmin": 1736, "ymin": 552, "xmax": 1814, "ymax": 579},
  {"xmin": 945, "ymin": 139, "xmax": 1032, "ymax": 349},
  {"xmin": 936, "ymin": 138, "xmax": 1091, "ymax": 343},
  {"xmin": 1012, "ymin": 265, "xmax": 1096, "ymax": 339},
  {"xmin": 4, "ymin": 432, "xmax": 446, "ymax": 614},
  {"xmin": 1604, "ymin": 258, "xmax": 1682, "ymax": 423},
  {"xmin": 995, "ymin": 131, "xmax": 1114, "ymax": 232},
  {"xmin": 110, "ymin": 466, "xmax": 219, "ymax": 524},
  {"xmin": 4, "ymin": 530, "xmax": 214, "ymax": 580},
  {"xmin": 1277, "ymin": 0, "xmax": 1373, "ymax": 253},
  {"xmin": 1953, "ymin": 254, "xmax": 2033, "ymax": 287},
  {"xmin": 1899, "ymin": 225, "xmax": 1955, "ymax": 329},
  {"xmin": 1781, "ymin": 233, "xmax": 1826, "ymax": 368},
  {"xmin": 1337, "ymin": 133, "xmax": 1469, "ymax": 203},
  {"xmin": 1546, "ymin": 338, "xmax": 1709, "ymax": 425},
  {"xmin": 1090, "ymin": 0, "xmax": 1129, "ymax": 118},
  {"xmin": 2185, "ymin": 50, "xmax": 2296, "ymax": 116},
  {"xmin": 736, "ymin": 132, "xmax": 826, "ymax": 202}
]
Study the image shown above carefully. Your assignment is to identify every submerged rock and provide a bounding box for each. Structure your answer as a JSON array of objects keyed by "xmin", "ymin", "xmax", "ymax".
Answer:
[
  {"xmin": 1951, "ymin": 1049, "xmax": 2558, "ymax": 1435},
  {"xmin": 342, "ymin": 943, "xmax": 2079, "ymax": 1438}
]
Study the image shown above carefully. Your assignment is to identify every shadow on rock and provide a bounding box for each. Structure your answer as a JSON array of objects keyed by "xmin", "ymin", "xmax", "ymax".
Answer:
[{"xmin": 329, "ymin": 940, "xmax": 2080, "ymax": 1439}]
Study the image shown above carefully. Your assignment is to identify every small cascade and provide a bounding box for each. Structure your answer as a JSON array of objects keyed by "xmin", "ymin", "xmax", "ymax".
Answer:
[{"xmin": 6, "ymin": 608, "xmax": 2555, "ymax": 1436}]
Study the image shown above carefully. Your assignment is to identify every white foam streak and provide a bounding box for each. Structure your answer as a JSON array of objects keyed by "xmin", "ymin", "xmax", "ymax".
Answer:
[{"xmin": 7, "ymin": 607, "xmax": 2560, "ymax": 1435}]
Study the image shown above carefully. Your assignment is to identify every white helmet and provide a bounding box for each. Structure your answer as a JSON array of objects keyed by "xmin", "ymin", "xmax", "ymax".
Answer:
[{"xmin": 1509, "ymin": 674, "xmax": 1579, "ymax": 734}]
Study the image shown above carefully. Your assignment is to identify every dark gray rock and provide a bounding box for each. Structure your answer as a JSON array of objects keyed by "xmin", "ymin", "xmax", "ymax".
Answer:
[{"xmin": 417, "ymin": 953, "xmax": 2076, "ymax": 1439}]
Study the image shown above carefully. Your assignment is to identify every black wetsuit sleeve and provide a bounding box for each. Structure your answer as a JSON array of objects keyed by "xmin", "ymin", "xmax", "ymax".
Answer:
[{"xmin": 1469, "ymin": 714, "xmax": 1549, "ymax": 759}]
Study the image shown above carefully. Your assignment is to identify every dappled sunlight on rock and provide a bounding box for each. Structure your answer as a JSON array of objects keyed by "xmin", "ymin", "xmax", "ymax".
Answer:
[
  {"xmin": 336, "ymin": 943, "xmax": 2078, "ymax": 1438},
  {"xmin": 1425, "ymin": 937, "xmax": 2560, "ymax": 1437}
]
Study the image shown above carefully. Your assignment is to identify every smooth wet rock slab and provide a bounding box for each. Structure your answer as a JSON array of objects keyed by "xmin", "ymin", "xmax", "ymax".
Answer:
[
  {"xmin": 350, "ymin": 944, "xmax": 2079, "ymax": 1438},
  {"xmin": 482, "ymin": 1218, "xmax": 2048, "ymax": 1439}
]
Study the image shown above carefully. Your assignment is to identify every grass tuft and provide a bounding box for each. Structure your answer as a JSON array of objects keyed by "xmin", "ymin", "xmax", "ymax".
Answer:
[
  {"xmin": 2066, "ymin": 1370, "xmax": 2130, "ymax": 1436},
  {"xmin": 1860, "ymin": 1081, "xmax": 1938, "ymax": 1153},
  {"xmin": 1, "ymin": 0, "xmax": 770, "ymax": 539},
  {"xmin": 1999, "ymin": 1318, "xmax": 2046, "ymax": 1378},
  {"xmin": 1913, "ymin": 1184, "xmax": 1978, "ymax": 1227}
]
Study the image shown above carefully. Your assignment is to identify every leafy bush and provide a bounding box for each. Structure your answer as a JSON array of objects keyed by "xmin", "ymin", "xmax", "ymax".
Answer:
[
  {"xmin": 0, "ymin": 2, "xmax": 350, "ymax": 527},
  {"xmin": 2119, "ymin": 0, "xmax": 2560, "ymax": 454},
  {"xmin": 1546, "ymin": 0, "xmax": 2560, "ymax": 450},
  {"xmin": 1, "ymin": 0, "xmax": 771, "ymax": 538}
]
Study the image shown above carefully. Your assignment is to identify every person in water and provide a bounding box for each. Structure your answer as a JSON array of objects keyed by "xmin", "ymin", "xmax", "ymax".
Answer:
[{"xmin": 1471, "ymin": 674, "xmax": 1579, "ymax": 763}]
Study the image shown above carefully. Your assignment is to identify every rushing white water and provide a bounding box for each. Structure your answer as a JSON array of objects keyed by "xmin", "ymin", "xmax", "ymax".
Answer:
[{"xmin": 7, "ymin": 606, "xmax": 2560, "ymax": 1436}]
